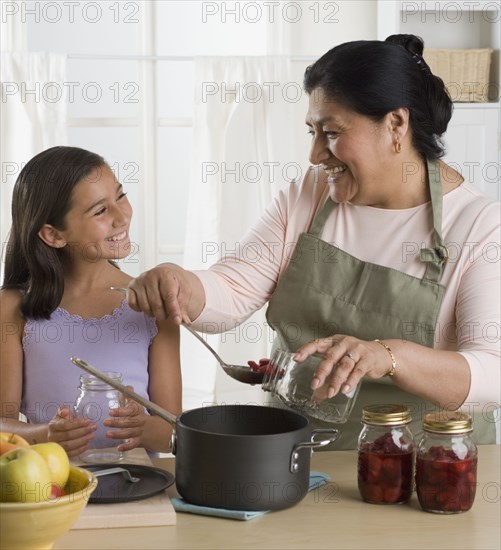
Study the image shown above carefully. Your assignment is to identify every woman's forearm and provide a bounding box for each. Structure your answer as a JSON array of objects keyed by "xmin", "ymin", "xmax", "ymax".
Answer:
[
  {"xmin": 182, "ymin": 268, "xmax": 206, "ymax": 321},
  {"xmin": 387, "ymin": 340, "xmax": 471, "ymax": 409}
]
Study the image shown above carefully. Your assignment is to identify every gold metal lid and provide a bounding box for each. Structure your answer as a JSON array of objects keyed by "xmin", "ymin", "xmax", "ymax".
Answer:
[
  {"xmin": 361, "ymin": 404, "xmax": 411, "ymax": 425},
  {"xmin": 423, "ymin": 411, "xmax": 473, "ymax": 433}
]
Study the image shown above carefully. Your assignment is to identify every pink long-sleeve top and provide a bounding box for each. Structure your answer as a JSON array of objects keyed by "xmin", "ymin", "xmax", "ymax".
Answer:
[{"xmin": 193, "ymin": 166, "xmax": 501, "ymax": 407}]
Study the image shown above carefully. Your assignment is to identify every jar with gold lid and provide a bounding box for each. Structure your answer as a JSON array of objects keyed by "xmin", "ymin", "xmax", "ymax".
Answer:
[
  {"xmin": 357, "ymin": 404, "xmax": 414, "ymax": 504},
  {"xmin": 415, "ymin": 411, "xmax": 477, "ymax": 514}
]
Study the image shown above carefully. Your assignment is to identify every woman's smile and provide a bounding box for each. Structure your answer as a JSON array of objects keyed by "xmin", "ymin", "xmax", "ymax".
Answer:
[
  {"xmin": 324, "ymin": 163, "xmax": 353, "ymax": 203},
  {"xmin": 328, "ymin": 171, "xmax": 353, "ymax": 203},
  {"xmin": 325, "ymin": 165, "xmax": 347, "ymax": 177}
]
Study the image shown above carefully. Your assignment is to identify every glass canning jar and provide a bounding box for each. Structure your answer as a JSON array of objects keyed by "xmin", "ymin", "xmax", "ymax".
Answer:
[
  {"xmin": 262, "ymin": 349, "xmax": 360, "ymax": 423},
  {"xmin": 74, "ymin": 372, "xmax": 126, "ymax": 464},
  {"xmin": 357, "ymin": 404, "xmax": 415, "ymax": 504},
  {"xmin": 415, "ymin": 411, "xmax": 477, "ymax": 514}
]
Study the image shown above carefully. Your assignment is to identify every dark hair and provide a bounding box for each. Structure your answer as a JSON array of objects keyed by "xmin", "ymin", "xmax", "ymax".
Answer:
[
  {"xmin": 2, "ymin": 146, "xmax": 108, "ymax": 319},
  {"xmin": 303, "ymin": 34, "xmax": 453, "ymax": 160}
]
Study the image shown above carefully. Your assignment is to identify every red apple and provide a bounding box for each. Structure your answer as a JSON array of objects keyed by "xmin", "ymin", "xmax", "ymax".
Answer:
[
  {"xmin": 31, "ymin": 442, "xmax": 70, "ymax": 487},
  {"xmin": 49, "ymin": 483, "xmax": 66, "ymax": 500},
  {"xmin": 0, "ymin": 432, "xmax": 30, "ymax": 456},
  {"xmin": 0, "ymin": 448, "xmax": 52, "ymax": 502}
]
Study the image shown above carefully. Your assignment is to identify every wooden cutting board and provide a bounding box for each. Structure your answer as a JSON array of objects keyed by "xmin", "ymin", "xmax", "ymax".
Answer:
[{"xmin": 71, "ymin": 448, "xmax": 177, "ymax": 529}]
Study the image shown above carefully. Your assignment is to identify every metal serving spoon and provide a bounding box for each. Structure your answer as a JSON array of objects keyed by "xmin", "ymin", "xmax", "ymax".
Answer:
[
  {"xmin": 182, "ymin": 324, "xmax": 265, "ymax": 385},
  {"xmin": 110, "ymin": 287, "xmax": 264, "ymax": 385}
]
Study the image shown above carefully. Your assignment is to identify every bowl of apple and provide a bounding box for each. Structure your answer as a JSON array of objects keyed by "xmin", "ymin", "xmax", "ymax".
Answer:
[{"xmin": 0, "ymin": 432, "xmax": 97, "ymax": 550}]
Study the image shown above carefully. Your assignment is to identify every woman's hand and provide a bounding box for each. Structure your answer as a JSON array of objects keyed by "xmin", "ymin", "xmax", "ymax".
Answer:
[
  {"xmin": 127, "ymin": 263, "xmax": 205, "ymax": 324},
  {"xmin": 294, "ymin": 334, "xmax": 394, "ymax": 401},
  {"xmin": 104, "ymin": 387, "xmax": 147, "ymax": 452},
  {"xmin": 47, "ymin": 406, "xmax": 97, "ymax": 458}
]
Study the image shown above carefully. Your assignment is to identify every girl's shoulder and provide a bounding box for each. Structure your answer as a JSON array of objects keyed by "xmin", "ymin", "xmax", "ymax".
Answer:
[
  {"xmin": 0, "ymin": 287, "xmax": 23, "ymax": 309},
  {"xmin": 0, "ymin": 288, "xmax": 25, "ymax": 329}
]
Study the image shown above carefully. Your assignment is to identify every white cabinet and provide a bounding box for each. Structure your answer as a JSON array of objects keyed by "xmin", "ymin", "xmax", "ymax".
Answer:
[
  {"xmin": 377, "ymin": 1, "xmax": 501, "ymax": 200},
  {"xmin": 444, "ymin": 103, "xmax": 500, "ymax": 198}
]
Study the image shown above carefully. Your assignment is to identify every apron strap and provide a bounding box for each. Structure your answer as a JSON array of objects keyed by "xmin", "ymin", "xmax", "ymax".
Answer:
[
  {"xmin": 420, "ymin": 159, "xmax": 449, "ymax": 283},
  {"xmin": 308, "ymin": 196, "xmax": 337, "ymax": 237}
]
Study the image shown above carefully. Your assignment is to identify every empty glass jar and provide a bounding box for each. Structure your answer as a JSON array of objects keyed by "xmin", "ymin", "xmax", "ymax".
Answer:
[
  {"xmin": 262, "ymin": 349, "xmax": 360, "ymax": 423},
  {"xmin": 74, "ymin": 372, "xmax": 126, "ymax": 463}
]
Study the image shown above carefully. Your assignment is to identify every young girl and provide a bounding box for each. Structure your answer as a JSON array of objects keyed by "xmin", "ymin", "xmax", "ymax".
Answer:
[{"xmin": 0, "ymin": 146, "xmax": 181, "ymax": 457}]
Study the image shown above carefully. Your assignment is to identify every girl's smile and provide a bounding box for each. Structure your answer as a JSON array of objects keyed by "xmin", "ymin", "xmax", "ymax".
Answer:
[{"xmin": 106, "ymin": 230, "xmax": 128, "ymax": 243}]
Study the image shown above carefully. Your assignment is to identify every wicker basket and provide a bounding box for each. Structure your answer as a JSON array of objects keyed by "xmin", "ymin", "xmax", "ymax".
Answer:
[{"xmin": 423, "ymin": 49, "xmax": 493, "ymax": 102}]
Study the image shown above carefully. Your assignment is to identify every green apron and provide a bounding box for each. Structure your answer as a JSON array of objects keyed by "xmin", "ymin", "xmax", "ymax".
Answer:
[{"xmin": 266, "ymin": 160, "xmax": 495, "ymax": 448}]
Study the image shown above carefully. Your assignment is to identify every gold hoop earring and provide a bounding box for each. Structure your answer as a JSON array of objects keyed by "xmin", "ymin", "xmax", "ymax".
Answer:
[{"xmin": 395, "ymin": 141, "xmax": 402, "ymax": 154}]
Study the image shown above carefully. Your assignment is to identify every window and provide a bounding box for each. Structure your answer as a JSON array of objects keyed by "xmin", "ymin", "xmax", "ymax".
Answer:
[{"xmin": 14, "ymin": 0, "xmax": 272, "ymax": 275}]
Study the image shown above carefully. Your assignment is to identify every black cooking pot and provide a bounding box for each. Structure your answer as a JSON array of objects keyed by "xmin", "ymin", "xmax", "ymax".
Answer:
[
  {"xmin": 174, "ymin": 404, "xmax": 338, "ymax": 510},
  {"xmin": 71, "ymin": 358, "xmax": 339, "ymax": 511}
]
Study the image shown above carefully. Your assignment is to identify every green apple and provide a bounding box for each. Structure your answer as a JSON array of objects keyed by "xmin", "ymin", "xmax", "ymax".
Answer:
[
  {"xmin": 0, "ymin": 447, "xmax": 52, "ymax": 502},
  {"xmin": 31, "ymin": 442, "xmax": 70, "ymax": 487}
]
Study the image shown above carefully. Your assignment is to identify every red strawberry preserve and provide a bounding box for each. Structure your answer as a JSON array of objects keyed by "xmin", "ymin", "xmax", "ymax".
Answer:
[
  {"xmin": 416, "ymin": 412, "xmax": 477, "ymax": 514},
  {"xmin": 357, "ymin": 405, "xmax": 414, "ymax": 504}
]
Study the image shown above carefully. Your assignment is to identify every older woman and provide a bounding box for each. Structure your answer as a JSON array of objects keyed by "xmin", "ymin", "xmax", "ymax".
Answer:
[{"xmin": 128, "ymin": 35, "xmax": 500, "ymax": 448}]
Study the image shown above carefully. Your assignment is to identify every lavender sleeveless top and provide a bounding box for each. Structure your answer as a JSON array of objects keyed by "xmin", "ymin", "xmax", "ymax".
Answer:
[{"xmin": 21, "ymin": 300, "xmax": 158, "ymax": 424}]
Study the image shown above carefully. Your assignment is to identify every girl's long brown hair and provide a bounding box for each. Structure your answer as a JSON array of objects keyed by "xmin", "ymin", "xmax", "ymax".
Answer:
[{"xmin": 2, "ymin": 146, "xmax": 108, "ymax": 319}]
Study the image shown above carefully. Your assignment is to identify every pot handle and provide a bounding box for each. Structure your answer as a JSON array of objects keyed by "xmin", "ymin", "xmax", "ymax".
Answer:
[
  {"xmin": 170, "ymin": 431, "xmax": 177, "ymax": 455},
  {"xmin": 290, "ymin": 429, "xmax": 339, "ymax": 473}
]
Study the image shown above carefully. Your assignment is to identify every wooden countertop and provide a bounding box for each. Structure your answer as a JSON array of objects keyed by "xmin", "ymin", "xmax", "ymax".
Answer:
[{"xmin": 56, "ymin": 444, "xmax": 500, "ymax": 550}]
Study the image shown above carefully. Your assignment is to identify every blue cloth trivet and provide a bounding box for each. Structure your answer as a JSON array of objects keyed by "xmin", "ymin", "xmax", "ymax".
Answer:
[{"xmin": 171, "ymin": 471, "xmax": 330, "ymax": 521}]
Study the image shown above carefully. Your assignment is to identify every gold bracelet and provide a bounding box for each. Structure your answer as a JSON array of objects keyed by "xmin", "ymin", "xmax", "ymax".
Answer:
[{"xmin": 374, "ymin": 339, "xmax": 397, "ymax": 377}]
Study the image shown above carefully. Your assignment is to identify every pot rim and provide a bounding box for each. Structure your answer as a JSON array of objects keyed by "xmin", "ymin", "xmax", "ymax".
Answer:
[{"xmin": 176, "ymin": 404, "xmax": 311, "ymax": 437}]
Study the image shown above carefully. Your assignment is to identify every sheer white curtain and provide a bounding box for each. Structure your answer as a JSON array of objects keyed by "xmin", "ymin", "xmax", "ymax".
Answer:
[
  {"xmin": 181, "ymin": 56, "xmax": 303, "ymax": 408},
  {"xmin": 0, "ymin": 51, "xmax": 67, "ymax": 253}
]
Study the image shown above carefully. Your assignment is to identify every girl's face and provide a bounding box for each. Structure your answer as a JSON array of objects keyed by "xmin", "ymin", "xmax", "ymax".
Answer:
[
  {"xmin": 306, "ymin": 88, "xmax": 396, "ymax": 207},
  {"xmin": 60, "ymin": 166, "xmax": 132, "ymax": 262}
]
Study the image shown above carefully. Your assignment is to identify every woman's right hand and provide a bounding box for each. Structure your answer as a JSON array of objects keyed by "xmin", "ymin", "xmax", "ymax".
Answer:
[
  {"xmin": 47, "ymin": 406, "xmax": 96, "ymax": 458},
  {"xmin": 127, "ymin": 263, "xmax": 205, "ymax": 323}
]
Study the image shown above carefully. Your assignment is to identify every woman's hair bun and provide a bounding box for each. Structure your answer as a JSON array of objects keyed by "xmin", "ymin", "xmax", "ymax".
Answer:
[{"xmin": 385, "ymin": 34, "xmax": 424, "ymax": 56}]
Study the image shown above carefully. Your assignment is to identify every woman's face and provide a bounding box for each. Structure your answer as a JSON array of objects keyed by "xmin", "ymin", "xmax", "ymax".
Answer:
[{"xmin": 306, "ymin": 88, "xmax": 395, "ymax": 206}]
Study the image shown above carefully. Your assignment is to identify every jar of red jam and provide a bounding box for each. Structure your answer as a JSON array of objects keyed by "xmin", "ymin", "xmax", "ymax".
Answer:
[
  {"xmin": 357, "ymin": 404, "xmax": 414, "ymax": 504},
  {"xmin": 415, "ymin": 411, "xmax": 477, "ymax": 514}
]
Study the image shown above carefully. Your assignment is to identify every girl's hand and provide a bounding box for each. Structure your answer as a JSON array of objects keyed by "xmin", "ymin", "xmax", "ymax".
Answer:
[
  {"xmin": 294, "ymin": 334, "xmax": 394, "ymax": 401},
  {"xmin": 47, "ymin": 406, "xmax": 97, "ymax": 458},
  {"xmin": 104, "ymin": 386, "xmax": 147, "ymax": 452}
]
